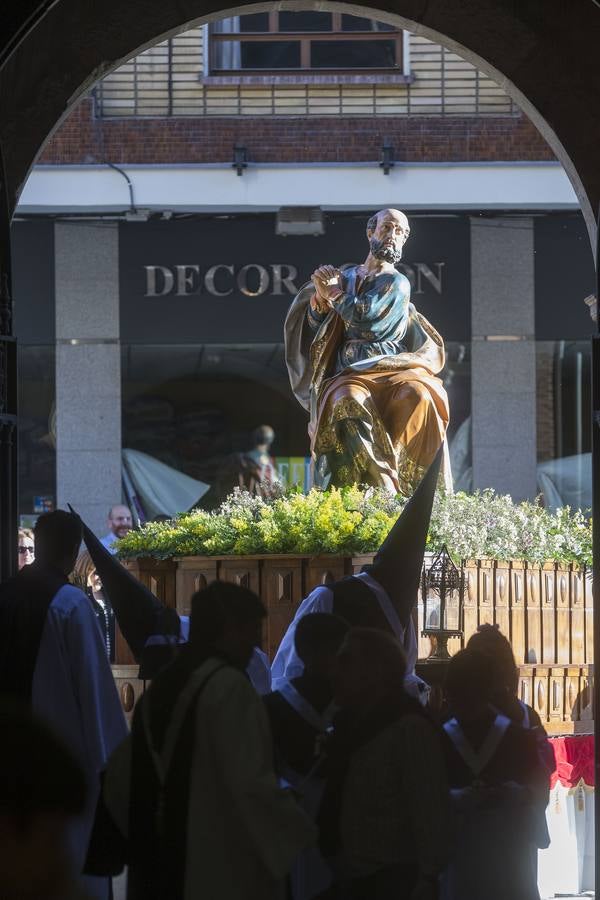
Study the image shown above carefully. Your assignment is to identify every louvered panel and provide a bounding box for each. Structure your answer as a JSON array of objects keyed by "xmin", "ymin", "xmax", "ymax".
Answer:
[{"xmin": 95, "ymin": 24, "xmax": 516, "ymax": 118}]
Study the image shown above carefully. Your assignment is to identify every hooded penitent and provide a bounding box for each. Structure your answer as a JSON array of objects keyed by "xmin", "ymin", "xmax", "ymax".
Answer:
[
  {"xmin": 0, "ymin": 562, "xmax": 69, "ymax": 703},
  {"xmin": 365, "ymin": 442, "xmax": 443, "ymax": 625},
  {"xmin": 330, "ymin": 444, "xmax": 443, "ymax": 631},
  {"xmin": 69, "ymin": 505, "xmax": 179, "ymax": 662}
]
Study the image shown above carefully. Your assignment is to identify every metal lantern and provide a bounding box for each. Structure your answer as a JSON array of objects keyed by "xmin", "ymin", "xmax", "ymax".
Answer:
[{"xmin": 421, "ymin": 544, "xmax": 464, "ymax": 661}]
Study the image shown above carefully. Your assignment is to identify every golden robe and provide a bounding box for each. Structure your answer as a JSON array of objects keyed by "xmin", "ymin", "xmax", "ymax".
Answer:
[{"xmin": 284, "ymin": 269, "xmax": 451, "ymax": 494}]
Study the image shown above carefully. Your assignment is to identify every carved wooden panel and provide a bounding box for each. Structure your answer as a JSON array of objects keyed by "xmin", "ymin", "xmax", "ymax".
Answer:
[
  {"xmin": 494, "ymin": 562, "xmax": 510, "ymax": 641},
  {"xmin": 175, "ymin": 557, "xmax": 218, "ymax": 616},
  {"xmin": 541, "ymin": 563, "xmax": 556, "ymax": 665},
  {"xmin": 556, "ymin": 568, "xmax": 570, "ymax": 665},
  {"xmin": 114, "ymin": 622, "xmax": 136, "ymax": 666},
  {"xmin": 462, "ymin": 563, "xmax": 479, "ymax": 645},
  {"xmin": 119, "ymin": 558, "xmax": 177, "ymax": 663},
  {"xmin": 219, "ymin": 558, "xmax": 260, "ymax": 595},
  {"xmin": 125, "ymin": 557, "xmax": 177, "ymax": 609},
  {"xmin": 565, "ymin": 667, "xmax": 581, "ymax": 722},
  {"xmin": 509, "ymin": 563, "xmax": 525, "ymax": 664},
  {"xmin": 570, "ymin": 568, "xmax": 585, "ymax": 665},
  {"xmin": 548, "ymin": 667, "xmax": 565, "ymax": 725},
  {"xmin": 533, "ymin": 669, "xmax": 548, "ymax": 724},
  {"xmin": 304, "ymin": 556, "xmax": 349, "ymax": 596},
  {"xmin": 262, "ymin": 558, "xmax": 303, "ymax": 659},
  {"xmin": 111, "ymin": 665, "xmax": 144, "ymax": 725},
  {"xmin": 584, "ymin": 570, "xmax": 594, "ymax": 664},
  {"xmin": 350, "ymin": 553, "xmax": 374, "ymax": 574},
  {"xmin": 580, "ymin": 669, "xmax": 594, "ymax": 724},
  {"xmin": 517, "ymin": 664, "xmax": 593, "ymax": 734},
  {"xmin": 525, "ymin": 567, "xmax": 542, "ymax": 664},
  {"xmin": 518, "ymin": 669, "xmax": 534, "ymax": 710},
  {"xmin": 478, "ymin": 562, "xmax": 493, "ymax": 627},
  {"xmin": 125, "ymin": 555, "xmax": 590, "ymax": 679}
]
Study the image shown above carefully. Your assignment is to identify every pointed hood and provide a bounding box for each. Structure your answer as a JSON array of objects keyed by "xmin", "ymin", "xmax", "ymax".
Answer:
[
  {"xmin": 365, "ymin": 444, "xmax": 443, "ymax": 628},
  {"xmin": 68, "ymin": 505, "xmax": 180, "ymax": 661}
]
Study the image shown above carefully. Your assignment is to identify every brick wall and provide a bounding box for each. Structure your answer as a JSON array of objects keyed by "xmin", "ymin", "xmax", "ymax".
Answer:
[{"xmin": 40, "ymin": 97, "xmax": 555, "ymax": 165}]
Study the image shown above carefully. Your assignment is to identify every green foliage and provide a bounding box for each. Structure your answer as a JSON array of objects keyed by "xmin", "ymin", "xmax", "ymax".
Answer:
[{"xmin": 116, "ymin": 487, "xmax": 592, "ymax": 568}]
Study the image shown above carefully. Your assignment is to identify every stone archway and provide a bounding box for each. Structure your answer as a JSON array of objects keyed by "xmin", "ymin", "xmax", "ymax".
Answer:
[
  {"xmin": 1, "ymin": 0, "xmax": 599, "ymax": 237},
  {"xmin": 1, "ymin": 9, "xmax": 599, "ymax": 893}
]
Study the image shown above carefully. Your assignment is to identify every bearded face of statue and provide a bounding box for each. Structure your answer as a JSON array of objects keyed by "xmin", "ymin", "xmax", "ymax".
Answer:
[
  {"xmin": 369, "ymin": 236, "xmax": 403, "ymax": 264},
  {"xmin": 368, "ymin": 209, "xmax": 410, "ymax": 265}
]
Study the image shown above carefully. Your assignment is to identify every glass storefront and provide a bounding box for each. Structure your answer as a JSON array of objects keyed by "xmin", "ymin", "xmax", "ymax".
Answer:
[
  {"xmin": 18, "ymin": 345, "xmax": 56, "ymax": 520},
  {"xmin": 536, "ymin": 340, "xmax": 592, "ymax": 511},
  {"xmin": 121, "ymin": 342, "xmax": 306, "ymax": 505},
  {"xmin": 12, "ymin": 220, "xmax": 57, "ymax": 522},
  {"xmin": 534, "ymin": 213, "xmax": 595, "ymax": 512},
  {"xmin": 121, "ymin": 339, "xmax": 471, "ymax": 505},
  {"xmin": 119, "ymin": 211, "xmax": 472, "ymax": 507},
  {"xmin": 12, "ymin": 210, "xmax": 599, "ymax": 520}
]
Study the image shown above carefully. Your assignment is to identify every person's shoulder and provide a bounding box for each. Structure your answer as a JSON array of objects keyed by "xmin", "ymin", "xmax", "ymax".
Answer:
[
  {"xmin": 299, "ymin": 583, "xmax": 333, "ymax": 612},
  {"xmin": 397, "ymin": 711, "xmax": 438, "ymax": 737},
  {"xmin": 504, "ymin": 718, "xmax": 540, "ymax": 751},
  {"xmin": 379, "ymin": 712, "xmax": 438, "ymax": 748},
  {"xmin": 525, "ymin": 704, "xmax": 546, "ymax": 732},
  {"xmin": 49, "ymin": 583, "xmax": 92, "ymax": 616},
  {"xmin": 202, "ymin": 661, "xmax": 258, "ymax": 705}
]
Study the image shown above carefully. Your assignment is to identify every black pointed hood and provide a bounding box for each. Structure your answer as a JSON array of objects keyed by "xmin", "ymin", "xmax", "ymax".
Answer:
[
  {"xmin": 365, "ymin": 444, "xmax": 443, "ymax": 628},
  {"xmin": 68, "ymin": 505, "xmax": 180, "ymax": 661}
]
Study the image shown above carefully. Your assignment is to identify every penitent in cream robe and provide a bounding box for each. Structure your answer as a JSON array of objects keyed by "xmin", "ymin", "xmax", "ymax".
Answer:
[{"xmin": 105, "ymin": 659, "xmax": 317, "ymax": 900}]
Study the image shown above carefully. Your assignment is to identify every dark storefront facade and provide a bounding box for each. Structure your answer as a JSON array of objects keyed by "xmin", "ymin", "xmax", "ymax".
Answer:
[{"xmin": 11, "ymin": 210, "xmax": 596, "ymax": 524}]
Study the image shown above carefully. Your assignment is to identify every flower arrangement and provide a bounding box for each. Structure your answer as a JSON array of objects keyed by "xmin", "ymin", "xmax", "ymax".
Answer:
[{"xmin": 116, "ymin": 487, "xmax": 592, "ymax": 568}]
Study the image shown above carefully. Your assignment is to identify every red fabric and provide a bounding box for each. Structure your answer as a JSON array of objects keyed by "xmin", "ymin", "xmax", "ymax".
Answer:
[{"xmin": 549, "ymin": 735, "xmax": 595, "ymax": 789}]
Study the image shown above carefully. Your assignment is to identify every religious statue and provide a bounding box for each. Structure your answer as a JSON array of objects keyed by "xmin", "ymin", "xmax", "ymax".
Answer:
[{"xmin": 285, "ymin": 208, "xmax": 452, "ymax": 495}]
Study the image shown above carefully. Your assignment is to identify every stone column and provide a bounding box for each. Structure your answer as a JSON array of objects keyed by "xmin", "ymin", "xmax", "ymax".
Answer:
[
  {"xmin": 470, "ymin": 217, "xmax": 537, "ymax": 502},
  {"xmin": 55, "ymin": 222, "xmax": 121, "ymax": 536}
]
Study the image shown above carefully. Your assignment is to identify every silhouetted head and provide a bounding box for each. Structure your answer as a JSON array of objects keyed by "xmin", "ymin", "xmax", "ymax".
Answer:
[
  {"xmin": 333, "ymin": 627, "xmax": 407, "ymax": 711},
  {"xmin": 445, "ymin": 648, "xmax": 494, "ymax": 723},
  {"xmin": 294, "ymin": 612, "xmax": 349, "ymax": 680},
  {"xmin": 33, "ymin": 511, "xmax": 82, "ymax": 576},
  {"xmin": 252, "ymin": 425, "xmax": 275, "ymax": 449},
  {"xmin": 189, "ymin": 581, "xmax": 266, "ymax": 669},
  {"xmin": 467, "ymin": 623, "xmax": 519, "ymax": 696},
  {"xmin": 0, "ymin": 703, "xmax": 85, "ymax": 900}
]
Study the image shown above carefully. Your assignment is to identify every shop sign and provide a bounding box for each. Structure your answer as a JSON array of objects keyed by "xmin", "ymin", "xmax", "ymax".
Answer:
[
  {"xmin": 143, "ymin": 260, "xmax": 446, "ymax": 300},
  {"xmin": 120, "ymin": 214, "xmax": 471, "ymax": 343}
]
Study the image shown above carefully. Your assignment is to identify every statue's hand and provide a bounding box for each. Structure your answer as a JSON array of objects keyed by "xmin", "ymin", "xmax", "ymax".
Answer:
[
  {"xmin": 311, "ymin": 265, "xmax": 343, "ymax": 304},
  {"xmin": 310, "ymin": 292, "xmax": 330, "ymax": 315}
]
